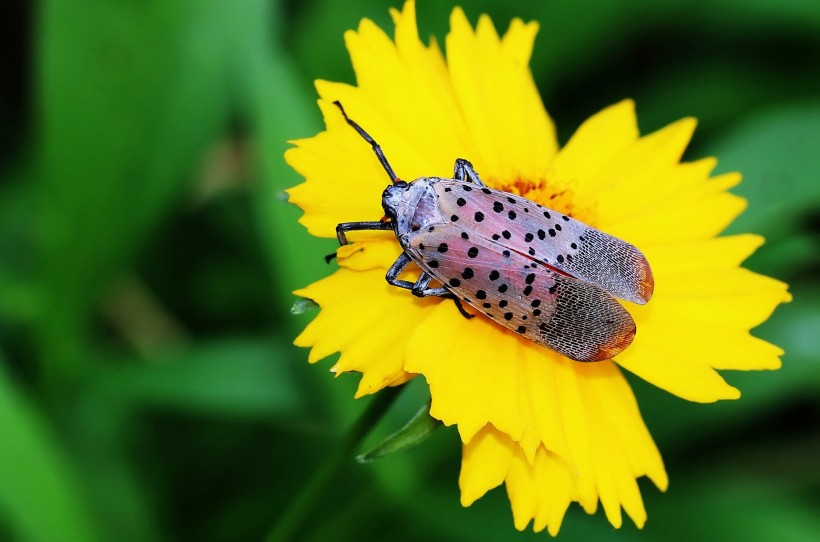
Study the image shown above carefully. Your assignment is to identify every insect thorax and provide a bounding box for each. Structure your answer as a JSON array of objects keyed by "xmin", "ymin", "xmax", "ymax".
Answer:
[{"xmin": 383, "ymin": 177, "xmax": 447, "ymax": 246}]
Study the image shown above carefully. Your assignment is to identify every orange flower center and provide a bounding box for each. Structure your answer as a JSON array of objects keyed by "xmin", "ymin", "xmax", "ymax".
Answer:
[{"xmin": 488, "ymin": 174, "xmax": 596, "ymax": 226}]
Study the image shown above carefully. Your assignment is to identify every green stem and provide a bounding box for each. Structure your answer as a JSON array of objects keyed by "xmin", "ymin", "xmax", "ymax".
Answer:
[{"xmin": 266, "ymin": 385, "xmax": 403, "ymax": 542}]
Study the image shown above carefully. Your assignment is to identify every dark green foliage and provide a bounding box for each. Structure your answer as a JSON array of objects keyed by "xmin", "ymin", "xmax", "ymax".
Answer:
[{"xmin": 0, "ymin": 0, "xmax": 818, "ymax": 540}]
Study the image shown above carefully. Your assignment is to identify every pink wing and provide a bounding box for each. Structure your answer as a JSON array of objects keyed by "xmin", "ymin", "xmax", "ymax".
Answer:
[
  {"xmin": 432, "ymin": 180, "xmax": 654, "ymax": 304},
  {"xmin": 406, "ymin": 222, "xmax": 636, "ymax": 362}
]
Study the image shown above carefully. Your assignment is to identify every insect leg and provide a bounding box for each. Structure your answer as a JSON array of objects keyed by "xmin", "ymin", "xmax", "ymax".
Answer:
[
  {"xmin": 386, "ymin": 253, "xmax": 450, "ymax": 298},
  {"xmin": 333, "ymin": 101, "xmax": 400, "ymax": 185},
  {"xmin": 453, "ymin": 159, "xmax": 486, "ymax": 186},
  {"xmin": 410, "ymin": 274, "xmax": 448, "ymax": 297},
  {"xmin": 387, "ymin": 254, "xmax": 475, "ymax": 319},
  {"xmin": 448, "ymin": 296, "xmax": 476, "ymax": 319},
  {"xmin": 385, "ymin": 252, "xmax": 416, "ymax": 290},
  {"xmin": 336, "ymin": 221, "xmax": 393, "ymax": 245},
  {"xmin": 409, "ymin": 271, "xmax": 475, "ymax": 319},
  {"xmin": 410, "ymin": 272, "xmax": 432, "ymax": 296}
]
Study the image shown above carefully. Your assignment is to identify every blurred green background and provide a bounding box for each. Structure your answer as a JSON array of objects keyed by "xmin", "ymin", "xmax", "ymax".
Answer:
[{"xmin": 1, "ymin": 0, "xmax": 819, "ymax": 540}]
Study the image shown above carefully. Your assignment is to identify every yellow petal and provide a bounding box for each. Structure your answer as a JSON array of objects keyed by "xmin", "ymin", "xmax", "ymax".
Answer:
[
  {"xmin": 615, "ymin": 337, "xmax": 741, "ymax": 402},
  {"xmin": 606, "ymin": 174, "xmax": 746, "ymax": 244},
  {"xmin": 318, "ymin": 2, "xmax": 471, "ymax": 182},
  {"xmin": 405, "ymin": 302, "xmax": 527, "ymax": 444},
  {"xmin": 580, "ymin": 362, "xmax": 668, "ymax": 491},
  {"xmin": 516, "ymin": 340, "xmax": 573, "ymax": 464},
  {"xmin": 550, "ymin": 100, "xmax": 639, "ymax": 197},
  {"xmin": 507, "ymin": 445, "xmax": 576, "ymax": 534},
  {"xmin": 597, "ymin": 116, "xmax": 698, "ymax": 200},
  {"xmin": 285, "ymin": 100, "xmax": 393, "ymax": 237},
  {"xmin": 620, "ymin": 276, "xmax": 789, "ymax": 401},
  {"xmin": 642, "ymin": 234, "xmax": 764, "ymax": 273},
  {"xmin": 294, "ymin": 268, "xmax": 435, "ymax": 397},
  {"xmin": 462, "ymin": 426, "xmax": 575, "ymax": 535},
  {"xmin": 446, "ymin": 8, "xmax": 556, "ymax": 183},
  {"xmin": 336, "ymin": 239, "xmax": 403, "ymax": 271},
  {"xmin": 408, "ymin": 304, "xmax": 667, "ymax": 527},
  {"xmin": 459, "ymin": 425, "xmax": 515, "ymax": 506},
  {"xmin": 463, "ymin": 416, "xmax": 661, "ymax": 534}
]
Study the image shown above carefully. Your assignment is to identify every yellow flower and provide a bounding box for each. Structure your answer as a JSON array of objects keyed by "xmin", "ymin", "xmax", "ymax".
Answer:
[{"xmin": 285, "ymin": 1, "xmax": 790, "ymax": 534}]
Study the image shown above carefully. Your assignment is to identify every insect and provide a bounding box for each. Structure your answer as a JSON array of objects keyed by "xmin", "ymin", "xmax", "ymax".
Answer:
[{"xmin": 331, "ymin": 101, "xmax": 654, "ymax": 362}]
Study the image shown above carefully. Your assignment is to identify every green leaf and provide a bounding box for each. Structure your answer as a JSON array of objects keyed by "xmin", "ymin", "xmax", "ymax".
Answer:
[
  {"xmin": 357, "ymin": 401, "xmax": 443, "ymax": 463},
  {"xmin": 231, "ymin": 0, "xmax": 354, "ymax": 417},
  {"xmin": 645, "ymin": 470, "xmax": 820, "ymax": 542},
  {"xmin": 90, "ymin": 339, "xmax": 305, "ymax": 418},
  {"xmin": 0, "ymin": 172, "xmax": 41, "ymax": 324},
  {"xmin": 741, "ymin": 229, "xmax": 820, "ymax": 281},
  {"xmin": 35, "ymin": 0, "xmax": 239, "ymax": 387},
  {"xmin": 0, "ymin": 357, "xmax": 99, "ymax": 542},
  {"xmin": 232, "ymin": 1, "xmax": 331, "ymax": 299},
  {"xmin": 713, "ymin": 102, "xmax": 820, "ymax": 236}
]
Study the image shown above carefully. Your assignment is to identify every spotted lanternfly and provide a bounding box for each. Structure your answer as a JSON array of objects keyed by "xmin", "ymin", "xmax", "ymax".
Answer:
[{"xmin": 331, "ymin": 101, "xmax": 654, "ymax": 362}]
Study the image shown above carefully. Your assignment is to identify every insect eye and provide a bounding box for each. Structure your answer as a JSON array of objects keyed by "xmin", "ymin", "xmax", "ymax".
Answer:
[{"xmin": 394, "ymin": 180, "xmax": 408, "ymax": 188}]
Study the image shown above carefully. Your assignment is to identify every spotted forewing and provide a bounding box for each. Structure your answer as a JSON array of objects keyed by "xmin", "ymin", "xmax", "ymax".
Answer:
[{"xmin": 430, "ymin": 180, "xmax": 653, "ymax": 305}]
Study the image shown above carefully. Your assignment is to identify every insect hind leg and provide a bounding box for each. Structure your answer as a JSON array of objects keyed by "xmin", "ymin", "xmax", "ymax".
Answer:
[
  {"xmin": 443, "ymin": 295, "xmax": 475, "ymax": 319},
  {"xmin": 412, "ymin": 280, "xmax": 475, "ymax": 320},
  {"xmin": 453, "ymin": 159, "xmax": 486, "ymax": 186}
]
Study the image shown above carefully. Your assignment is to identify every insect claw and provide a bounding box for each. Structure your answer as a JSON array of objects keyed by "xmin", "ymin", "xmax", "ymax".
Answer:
[{"xmin": 324, "ymin": 252, "xmax": 337, "ymax": 264}]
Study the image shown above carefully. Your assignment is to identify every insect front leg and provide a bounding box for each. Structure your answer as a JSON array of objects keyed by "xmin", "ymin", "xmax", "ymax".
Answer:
[
  {"xmin": 336, "ymin": 220, "xmax": 393, "ymax": 245},
  {"xmin": 453, "ymin": 158, "xmax": 486, "ymax": 186}
]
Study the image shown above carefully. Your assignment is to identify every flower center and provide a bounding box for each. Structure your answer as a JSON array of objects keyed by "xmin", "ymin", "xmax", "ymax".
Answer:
[{"xmin": 489, "ymin": 175, "xmax": 596, "ymax": 226}]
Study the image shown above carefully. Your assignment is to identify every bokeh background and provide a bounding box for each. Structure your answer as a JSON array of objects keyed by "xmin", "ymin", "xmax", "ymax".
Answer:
[{"xmin": 1, "ymin": 0, "xmax": 819, "ymax": 540}]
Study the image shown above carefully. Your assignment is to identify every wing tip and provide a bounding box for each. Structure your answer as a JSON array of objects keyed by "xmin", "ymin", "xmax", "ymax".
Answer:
[
  {"xmin": 635, "ymin": 255, "xmax": 655, "ymax": 304},
  {"xmin": 639, "ymin": 276, "xmax": 655, "ymax": 303},
  {"xmin": 581, "ymin": 321, "xmax": 636, "ymax": 362}
]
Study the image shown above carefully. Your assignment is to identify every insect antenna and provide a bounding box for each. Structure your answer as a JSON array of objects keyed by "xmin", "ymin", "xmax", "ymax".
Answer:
[{"xmin": 333, "ymin": 101, "xmax": 399, "ymax": 184}]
